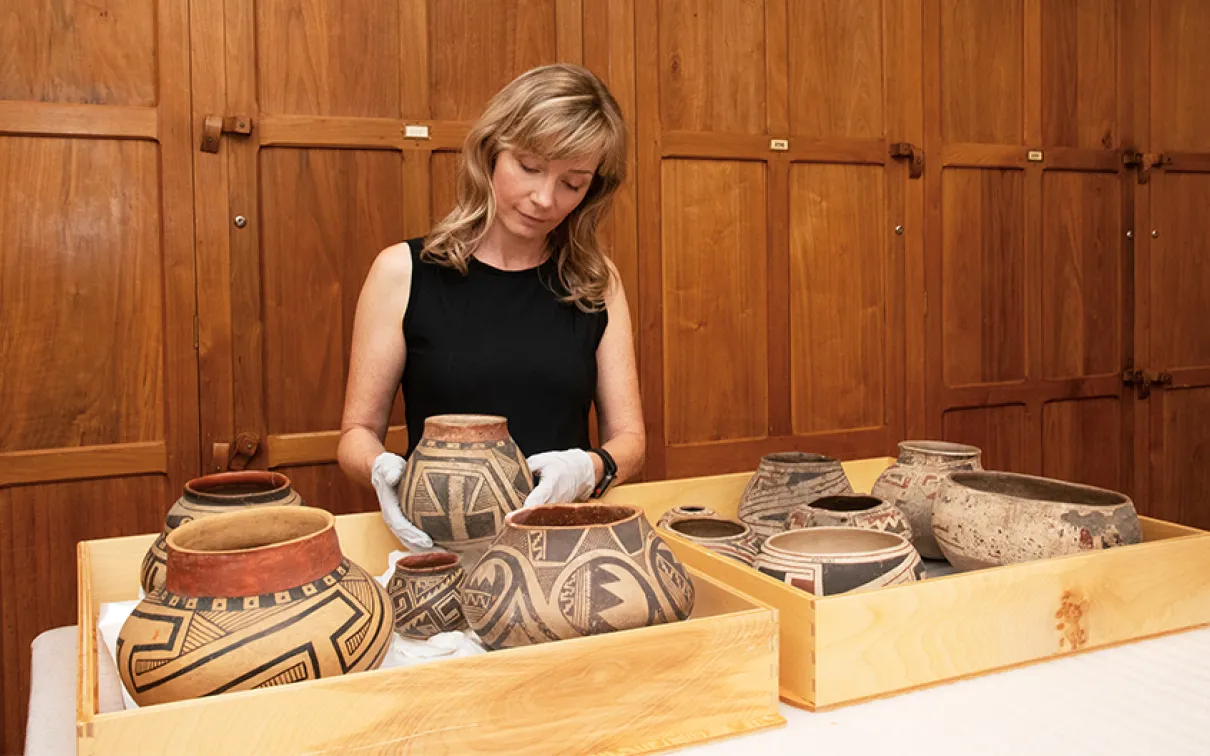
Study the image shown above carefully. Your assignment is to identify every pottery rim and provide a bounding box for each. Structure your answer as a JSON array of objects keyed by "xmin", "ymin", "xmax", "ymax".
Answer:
[
  {"xmin": 762, "ymin": 526, "xmax": 911, "ymax": 559},
  {"xmin": 395, "ymin": 551, "xmax": 461, "ymax": 572},
  {"xmin": 896, "ymin": 440, "xmax": 982, "ymax": 458},
  {"xmin": 505, "ymin": 503, "xmax": 641, "ymax": 529},
  {"xmin": 668, "ymin": 517, "xmax": 750, "ymax": 540},
  {"xmin": 182, "ymin": 470, "xmax": 293, "ymax": 502},
  {"xmin": 804, "ymin": 494, "xmax": 886, "ymax": 513},
  {"xmin": 945, "ymin": 470, "xmax": 1132, "ymax": 508}
]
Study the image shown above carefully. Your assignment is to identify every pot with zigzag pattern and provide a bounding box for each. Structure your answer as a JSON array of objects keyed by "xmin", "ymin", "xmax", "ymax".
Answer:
[
  {"xmin": 461, "ymin": 504, "xmax": 696, "ymax": 650},
  {"xmin": 117, "ymin": 507, "xmax": 391, "ymax": 706}
]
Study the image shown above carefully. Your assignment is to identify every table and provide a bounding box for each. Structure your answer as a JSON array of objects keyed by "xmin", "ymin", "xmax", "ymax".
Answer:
[{"xmin": 27, "ymin": 624, "xmax": 1210, "ymax": 755}]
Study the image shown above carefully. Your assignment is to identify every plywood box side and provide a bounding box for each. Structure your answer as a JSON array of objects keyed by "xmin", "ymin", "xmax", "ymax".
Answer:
[
  {"xmin": 77, "ymin": 541, "xmax": 99, "ymax": 727},
  {"xmin": 81, "ymin": 570, "xmax": 781, "ymax": 755},
  {"xmin": 811, "ymin": 533, "xmax": 1210, "ymax": 707},
  {"xmin": 1140, "ymin": 515, "xmax": 1206, "ymax": 540},
  {"xmin": 660, "ymin": 536, "xmax": 818, "ymax": 706}
]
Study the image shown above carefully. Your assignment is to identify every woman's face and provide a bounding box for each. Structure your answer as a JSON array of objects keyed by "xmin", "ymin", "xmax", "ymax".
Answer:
[{"xmin": 491, "ymin": 149, "xmax": 599, "ymax": 241}]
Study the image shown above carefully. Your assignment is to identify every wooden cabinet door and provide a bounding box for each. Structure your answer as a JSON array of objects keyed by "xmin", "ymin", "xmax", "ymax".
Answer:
[
  {"xmin": 637, "ymin": 0, "xmax": 916, "ymax": 479},
  {"xmin": 190, "ymin": 0, "xmax": 584, "ymax": 511},
  {"xmin": 1137, "ymin": 0, "xmax": 1210, "ymax": 527},
  {"xmin": 0, "ymin": 1, "xmax": 198, "ymax": 748},
  {"xmin": 923, "ymin": 0, "xmax": 1136, "ymax": 492}
]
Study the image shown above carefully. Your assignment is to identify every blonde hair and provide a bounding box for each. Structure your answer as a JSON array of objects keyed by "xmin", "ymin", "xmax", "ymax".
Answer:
[{"xmin": 423, "ymin": 64, "xmax": 627, "ymax": 311}]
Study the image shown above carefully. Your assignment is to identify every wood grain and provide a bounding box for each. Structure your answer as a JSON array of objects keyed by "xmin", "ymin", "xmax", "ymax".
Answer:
[
  {"xmin": 77, "ymin": 514, "xmax": 782, "ymax": 755},
  {"xmin": 940, "ymin": 168, "xmax": 1027, "ymax": 386},
  {"xmin": 0, "ymin": 0, "xmax": 156, "ymax": 106},
  {"xmin": 1152, "ymin": 0, "xmax": 1210, "ymax": 152},
  {"xmin": 660, "ymin": 132, "xmax": 886, "ymax": 164},
  {"xmin": 661, "ymin": 160, "xmax": 768, "ymax": 445},
  {"xmin": 429, "ymin": 0, "xmax": 560, "ymax": 121},
  {"xmin": 788, "ymin": 163, "xmax": 887, "ymax": 434},
  {"xmin": 1157, "ymin": 388, "xmax": 1210, "ymax": 530},
  {"xmin": 2, "ymin": 476, "xmax": 170, "ymax": 753},
  {"xmin": 1041, "ymin": 0, "xmax": 1117, "ymax": 148},
  {"xmin": 942, "ymin": 403, "xmax": 1030, "ymax": 473},
  {"xmin": 0, "ymin": 138, "xmax": 164, "ymax": 452},
  {"xmin": 1151, "ymin": 173, "xmax": 1210, "ymax": 369},
  {"xmin": 940, "ymin": 0, "xmax": 1024, "ymax": 144},
  {"xmin": 0, "ymin": 443, "xmax": 167, "ymax": 487},
  {"xmin": 0, "ymin": 101, "xmax": 157, "ymax": 139},
  {"xmin": 259, "ymin": 148, "xmax": 406, "ymax": 435},
  {"xmin": 1041, "ymin": 397, "xmax": 1123, "ymax": 491},
  {"xmin": 658, "ymin": 0, "xmax": 767, "ymax": 135},
  {"xmin": 787, "ymin": 0, "xmax": 884, "ymax": 138},
  {"xmin": 664, "ymin": 430, "xmax": 893, "ymax": 480},
  {"xmin": 256, "ymin": 0, "xmax": 402, "ymax": 117},
  {"xmin": 1041, "ymin": 170, "xmax": 1121, "ymax": 378},
  {"xmin": 429, "ymin": 150, "xmax": 460, "ymax": 223},
  {"xmin": 265, "ymin": 427, "xmax": 408, "ymax": 469}
]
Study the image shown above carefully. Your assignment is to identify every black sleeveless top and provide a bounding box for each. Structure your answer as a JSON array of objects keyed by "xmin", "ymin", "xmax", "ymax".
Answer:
[{"xmin": 401, "ymin": 237, "xmax": 608, "ymax": 457}]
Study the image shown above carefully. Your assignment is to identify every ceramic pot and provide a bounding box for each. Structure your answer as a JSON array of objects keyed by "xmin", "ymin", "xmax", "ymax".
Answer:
[
  {"xmin": 462, "ymin": 504, "xmax": 696, "ymax": 650},
  {"xmin": 932, "ymin": 471, "xmax": 1143, "ymax": 571},
  {"xmin": 656, "ymin": 505, "xmax": 722, "ymax": 530},
  {"xmin": 786, "ymin": 494, "xmax": 912, "ymax": 541},
  {"xmin": 738, "ymin": 453, "xmax": 853, "ymax": 542},
  {"xmin": 117, "ymin": 507, "xmax": 391, "ymax": 706},
  {"xmin": 662, "ymin": 517, "xmax": 761, "ymax": 566},
  {"xmin": 755, "ymin": 527, "xmax": 924, "ymax": 596},
  {"xmin": 386, "ymin": 552, "xmax": 468, "ymax": 640},
  {"xmin": 870, "ymin": 441, "xmax": 983, "ymax": 560},
  {"xmin": 401, "ymin": 414, "xmax": 534, "ymax": 566},
  {"xmin": 140, "ymin": 471, "xmax": 305, "ymax": 594}
]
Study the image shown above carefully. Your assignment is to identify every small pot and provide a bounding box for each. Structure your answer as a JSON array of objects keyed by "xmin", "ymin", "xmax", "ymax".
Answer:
[
  {"xmin": 387, "ymin": 551, "xmax": 468, "ymax": 640},
  {"xmin": 755, "ymin": 527, "xmax": 924, "ymax": 596},
  {"xmin": 786, "ymin": 494, "xmax": 912, "ymax": 541},
  {"xmin": 664, "ymin": 517, "xmax": 760, "ymax": 566},
  {"xmin": 870, "ymin": 441, "xmax": 983, "ymax": 560},
  {"xmin": 656, "ymin": 505, "xmax": 721, "ymax": 530}
]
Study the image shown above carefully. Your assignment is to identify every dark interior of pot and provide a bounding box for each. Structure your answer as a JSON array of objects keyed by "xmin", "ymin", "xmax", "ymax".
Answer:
[
  {"xmin": 949, "ymin": 472, "xmax": 1128, "ymax": 506},
  {"xmin": 671, "ymin": 518, "xmax": 745, "ymax": 538},
  {"xmin": 768, "ymin": 527, "xmax": 902, "ymax": 555},
  {"xmin": 809, "ymin": 495, "xmax": 881, "ymax": 512},
  {"xmin": 513, "ymin": 505, "xmax": 635, "ymax": 527},
  {"xmin": 172, "ymin": 508, "xmax": 329, "ymax": 552},
  {"xmin": 765, "ymin": 451, "xmax": 834, "ymax": 464},
  {"xmin": 188, "ymin": 471, "xmax": 288, "ymax": 497},
  {"xmin": 397, "ymin": 552, "xmax": 459, "ymax": 570}
]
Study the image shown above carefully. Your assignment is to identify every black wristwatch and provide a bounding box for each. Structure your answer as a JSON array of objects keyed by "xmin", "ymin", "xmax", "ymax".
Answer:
[{"xmin": 588, "ymin": 447, "xmax": 618, "ymax": 499}]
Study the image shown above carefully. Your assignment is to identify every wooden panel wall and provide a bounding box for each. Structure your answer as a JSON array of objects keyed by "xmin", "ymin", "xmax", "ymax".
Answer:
[
  {"xmin": 638, "ymin": 0, "xmax": 915, "ymax": 479},
  {"xmin": 924, "ymin": 0, "xmax": 1135, "ymax": 495},
  {"xmin": 0, "ymin": 1, "xmax": 198, "ymax": 750}
]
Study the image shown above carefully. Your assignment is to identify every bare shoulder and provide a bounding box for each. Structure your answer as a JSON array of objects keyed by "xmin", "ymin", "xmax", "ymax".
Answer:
[
  {"xmin": 600, "ymin": 255, "xmax": 628, "ymax": 310},
  {"xmin": 369, "ymin": 241, "xmax": 415, "ymax": 288}
]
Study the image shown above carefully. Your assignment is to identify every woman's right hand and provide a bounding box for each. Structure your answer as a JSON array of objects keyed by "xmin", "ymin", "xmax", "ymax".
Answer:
[{"xmin": 371, "ymin": 452, "xmax": 434, "ymax": 549}]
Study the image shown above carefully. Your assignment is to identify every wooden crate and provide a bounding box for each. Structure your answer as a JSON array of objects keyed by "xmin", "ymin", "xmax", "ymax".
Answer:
[
  {"xmin": 603, "ymin": 457, "xmax": 1210, "ymax": 710},
  {"xmin": 77, "ymin": 513, "xmax": 784, "ymax": 755}
]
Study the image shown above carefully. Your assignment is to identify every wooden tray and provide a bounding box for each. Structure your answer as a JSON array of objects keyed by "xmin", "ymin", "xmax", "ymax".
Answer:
[
  {"xmin": 77, "ymin": 513, "xmax": 784, "ymax": 755},
  {"xmin": 604, "ymin": 457, "xmax": 1210, "ymax": 710}
]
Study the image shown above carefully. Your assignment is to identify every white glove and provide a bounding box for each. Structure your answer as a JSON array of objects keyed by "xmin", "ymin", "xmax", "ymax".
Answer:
[
  {"xmin": 523, "ymin": 449, "xmax": 598, "ymax": 508},
  {"xmin": 371, "ymin": 452, "xmax": 434, "ymax": 549}
]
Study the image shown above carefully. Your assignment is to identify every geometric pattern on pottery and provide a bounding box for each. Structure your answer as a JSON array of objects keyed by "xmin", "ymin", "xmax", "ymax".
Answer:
[
  {"xmin": 117, "ymin": 559, "xmax": 391, "ymax": 706},
  {"xmin": 738, "ymin": 453, "xmax": 853, "ymax": 541},
  {"xmin": 139, "ymin": 475, "xmax": 304, "ymax": 594},
  {"xmin": 662, "ymin": 518, "xmax": 761, "ymax": 566},
  {"xmin": 402, "ymin": 438, "xmax": 533, "ymax": 554},
  {"xmin": 462, "ymin": 511, "xmax": 695, "ymax": 650},
  {"xmin": 655, "ymin": 505, "xmax": 721, "ymax": 530},
  {"xmin": 387, "ymin": 562, "xmax": 467, "ymax": 640},
  {"xmin": 757, "ymin": 551, "xmax": 923, "ymax": 595},
  {"xmin": 870, "ymin": 441, "xmax": 982, "ymax": 560},
  {"xmin": 786, "ymin": 496, "xmax": 912, "ymax": 541}
]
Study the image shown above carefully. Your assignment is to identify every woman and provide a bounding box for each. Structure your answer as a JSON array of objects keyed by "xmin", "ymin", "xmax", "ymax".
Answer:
[{"xmin": 337, "ymin": 64, "xmax": 644, "ymax": 549}]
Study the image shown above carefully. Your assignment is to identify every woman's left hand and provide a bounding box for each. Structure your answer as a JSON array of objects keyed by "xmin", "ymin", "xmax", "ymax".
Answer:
[{"xmin": 523, "ymin": 449, "xmax": 597, "ymax": 507}]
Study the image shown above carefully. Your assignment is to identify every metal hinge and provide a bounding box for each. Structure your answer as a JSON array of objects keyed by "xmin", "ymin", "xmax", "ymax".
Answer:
[
  {"xmin": 1121, "ymin": 150, "xmax": 1170, "ymax": 184},
  {"xmin": 1122, "ymin": 368, "xmax": 1173, "ymax": 399}
]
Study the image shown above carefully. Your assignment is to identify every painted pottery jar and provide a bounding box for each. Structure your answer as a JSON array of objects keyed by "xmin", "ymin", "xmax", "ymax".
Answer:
[
  {"xmin": 462, "ymin": 504, "xmax": 696, "ymax": 650},
  {"xmin": 117, "ymin": 507, "xmax": 391, "ymax": 706},
  {"xmin": 755, "ymin": 527, "xmax": 924, "ymax": 596},
  {"xmin": 738, "ymin": 453, "xmax": 853, "ymax": 542},
  {"xmin": 387, "ymin": 552, "xmax": 468, "ymax": 640},
  {"xmin": 662, "ymin": 517, "xmax": 761, "ymax": 566},
  {"xmin": 400, "ymin": 414, "xmax": 534, "ymax": 565},
  {"xmin": 870, "ymin": 441, "xmax": 983, "ymax": 560},
  {"xmin": 786, "ymin": 494, "xmax": 912, "ymax": 542},
  {"xmin": 140, "ymin": 471, "xmax": 305, "ymax": 594},
  {"xmin": 932, "ymin": 471, "xmax": 1143, "ymax": 572},
  {"xmin": 656, "ymin": 505, "xmax": 722, "ymax": 530}
]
